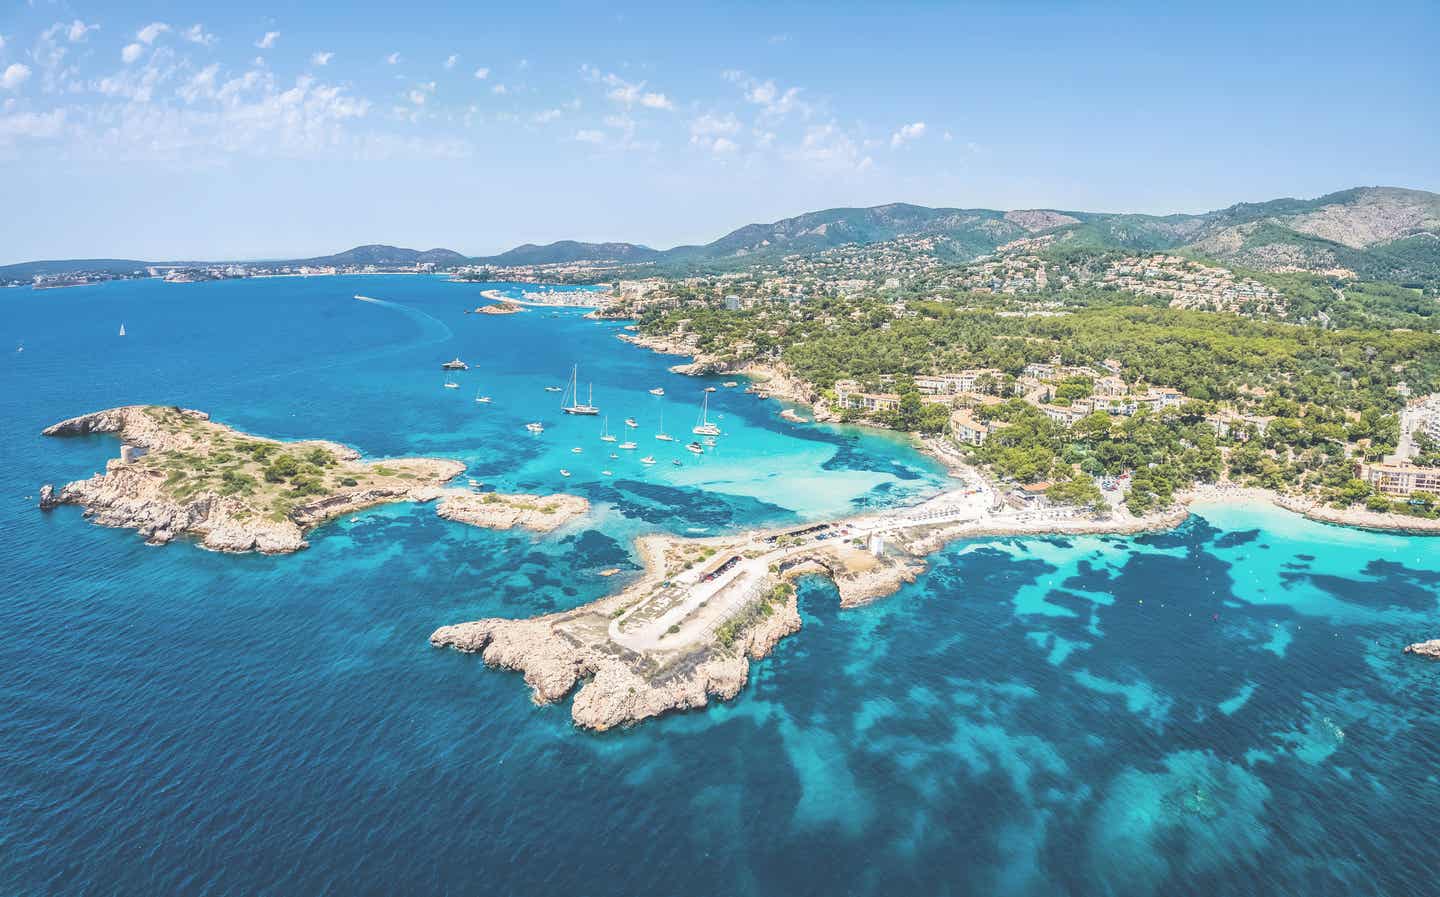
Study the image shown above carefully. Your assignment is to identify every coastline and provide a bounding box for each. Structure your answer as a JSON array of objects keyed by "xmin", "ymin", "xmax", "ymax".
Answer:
[
  {"xmin": 614, "ymin": 326, "xmax": 1440, "ymax": 538},
  {"xmin": 39, "ymin": 406, "xmax": 589, "ymax": 553}
]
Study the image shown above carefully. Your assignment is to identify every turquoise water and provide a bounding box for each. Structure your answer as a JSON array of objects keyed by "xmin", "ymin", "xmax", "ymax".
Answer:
[{"xmin": 3, "ymin": 276, "xmax": 1439, "ymax": 896}]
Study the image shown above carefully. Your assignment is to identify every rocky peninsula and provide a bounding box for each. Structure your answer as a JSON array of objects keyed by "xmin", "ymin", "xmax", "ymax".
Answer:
[
  {"xmin": 430, "ymin": 474, "xmax": 1191, "ymax": 730},
  {"xmin": 38, "ymin": 405, "xmax": 585, "ymax": 552}
]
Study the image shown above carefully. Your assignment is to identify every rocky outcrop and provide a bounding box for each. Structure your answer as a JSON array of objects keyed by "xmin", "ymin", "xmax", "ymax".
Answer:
[
  {"xmin": 430, "ymin": 576, "xmax": 800, "ymax": 731},
  {"xmin": 435, "ymin": 490, "xmax": 588, "ymax": 532},
  {"xmin": 40, "ymin": 405, "xmax": 465, "ymax": 554},
  {"xmin": 1404, "ymin": 640, "xmax": 1440, "ymax": 660}
]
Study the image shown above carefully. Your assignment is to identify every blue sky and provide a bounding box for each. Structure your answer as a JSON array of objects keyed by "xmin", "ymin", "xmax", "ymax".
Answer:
[{"xmin": 1, "ymin": 0, "xmax": 1437, "ymax": 262}]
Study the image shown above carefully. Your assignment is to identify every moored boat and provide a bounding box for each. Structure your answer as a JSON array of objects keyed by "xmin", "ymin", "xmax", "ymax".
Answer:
[{"xmin": 560, "ymin": 364, "xmax": 600, "ymax": 415}]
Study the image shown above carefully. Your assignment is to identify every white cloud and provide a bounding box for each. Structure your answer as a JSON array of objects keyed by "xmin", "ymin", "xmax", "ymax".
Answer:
[
  {"xmin": 444, "ymin": 54, "xmax": 459, "ymax": 70},
  {"xmin": 65, "ymin": 20, "xmax": 99, "ymax": 42},
  {"xmin": 408, "ymin": 81, "xmax": 436, "ymax": 105},
  {"xmin": 183, "ymin": 25, "xmax": 216, "ymax": 47},
  {"xmin": 255, "ymin": 31, "xmax": 280, "ymax": 50},
  {"xmin": 0, "ymin": 34, "xmax": 6, "ymax": 51},
  {"xmin": 1, "ymin": 63, "xmax": 32, "ymax": 90},
  {"xmin": 385, "ymin": 52, "xmax": 400, "ymax": 65},
  {"xmin": 785, "ymin": 122, "xmax": 873, "ymax": 173},
  {"xmin": 690, "ymin": 112, "xmax": 740, "ymax": 138},
  {"xmin": 312, "ymin": 52, "xmax": 334, "ymax": 66},
  {"xmin": 574, "ymin": 128, "xmax": 604, "ymax": 143},
  {"xmin": 137, "ymin": 23, "xmax": 171, "ymax": 45},
  {"xmin": 709, "ymin": 136, "xmax": 738, "ymax": 154},
  {"xmin": 584, "ymin": 66, "xmax": 674, "ymax": 112},
  {"xmin": 943, "ymin": 130, "xmax": 953, "ymax": 142},
  {"xmin": 724, "ymin": 70, "xmax": 807, "ymax": 119},
  {"xmin": 177, "ymin": 64, "xmax": 220, "ymax": 103},
  {"xmin": 121, "ymin": 43, "xmax": 144, "ymax": 64},
  {"xmin": 0, "ymin": 108, "xmax": 66, "ymax": 144},
  {"xmin": 491, "ymin": 83, "xmax": 508, "ymax": 95},
  {"xmin": 473, "ymin": 67, "xmax": 490, "ymax": 80},
  {"xmin": 890, "ymin": 121, "xmax": 926, "ymax": 148},
  {"xmin": 532, "ymin": 108, "xmax": 561, "ymax": 124}
]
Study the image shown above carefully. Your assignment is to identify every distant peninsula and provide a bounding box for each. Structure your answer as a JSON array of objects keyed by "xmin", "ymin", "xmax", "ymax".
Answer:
[{"xmin": 39, "ymin": 406, "xmax": 587, "ymax": 553}]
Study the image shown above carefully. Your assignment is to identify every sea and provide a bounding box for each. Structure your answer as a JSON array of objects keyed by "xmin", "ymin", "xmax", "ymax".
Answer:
[{"xmin": 2, "ymin": 274, "xmax": 1438, "ymax": 896}]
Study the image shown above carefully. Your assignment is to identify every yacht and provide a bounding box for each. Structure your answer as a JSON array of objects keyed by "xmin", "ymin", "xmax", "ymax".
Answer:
[
  {"xmin": 686, "ymin": 441, "xmax": 704, "ymax": 454},
  {"xmin": 723, "ymin": 381, "xmax": 738, "ymax": 388},
  {"xmin": 692, "ymin": 392, "xmax": 721, "ymax": 436},
  {"xmin": 704, "ymin": 386, "xmax": 717, "ymax": 393},
  {"xmin": 560, "ymin": 364, "xmax": 600, "ymax": 415},
  {"xmin": 640, "ymin": 455, "xmax": 656, "ymax": 465},
  {"xmin": 601, "ymin": 470, "xmax": 613, "ymax": 477},
  {"xmin": 560, "ymin": 469, "xmax": 571, "ymax": 478},
  {"xmin": 672, "ymin": 459, "xmax": 683, "ymax": 466},
  {"xmin": 544, "ymin": 385, "xmax": 563, "ymax": 392},
  {"xmin": 600, "ymin": 417, "xmax": 618, "ymax": 442},
  {"xmin": 441, "ymin": 357, "xmax": 467, "ymax": 370},
  {"xmin": 654, "ymin": 407, "xmax": 674, "ymax": 442},
  {"xmin": 624, "ymin": 418, "xmax": 639, "ymax": 428},
  {"xmin": 619, "ymin": 440, "xmax": 638, "ymax": 450},
  {"xmin": 571, "ymin": 446, "xmax": 583, "ymax": 454},
  {"xmin": 475, "ymin": 395, "xmax": 492, "ymax": 404},
  {"xmin": 649, "ymin": 387, "xmax": 665, "ymax": 396},
  {"xmin": 525, "ymin": 422, "xmax": 545, "ymax": 433},
  {"xmin": 443, "ymin": 380, "xmax": 460, "ymax": 389}
]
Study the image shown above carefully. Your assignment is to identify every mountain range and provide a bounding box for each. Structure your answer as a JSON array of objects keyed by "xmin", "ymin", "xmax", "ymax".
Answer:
[{"xmin": 5, "ymin": 186, "xmax": 1438, "ymax": 285}]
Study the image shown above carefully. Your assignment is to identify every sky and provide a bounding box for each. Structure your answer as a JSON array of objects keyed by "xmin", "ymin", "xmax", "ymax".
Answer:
[{"xmin": 1, "ymin": 0, "xmax": 1437, "ymax": 263}]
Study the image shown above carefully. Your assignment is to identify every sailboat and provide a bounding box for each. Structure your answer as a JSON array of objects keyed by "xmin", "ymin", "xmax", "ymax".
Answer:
[
  {"xmin": 118, "ymin": 323, "xmax": 126, "ymax": 337},
  {"xmin": 560, "ymin": 364, "xmax": 599, "ymax": 415},
  {"xmin": 654, "ymin": 406, "xmax": 674, "ymax": 441},
  {"xmin": 443, "ymin": 379, "xmax": 460, "ymax": 389},
  {"xmin": 600, "ymin": 417, "xmax": 617, "ymax": 442},
  {"xmin": 474, "ymin": 387, "xmax": 492, "ymax": 404},
  {"xmin": 692, "ymin": 393, "xmax": 721, "ymax": 436}
]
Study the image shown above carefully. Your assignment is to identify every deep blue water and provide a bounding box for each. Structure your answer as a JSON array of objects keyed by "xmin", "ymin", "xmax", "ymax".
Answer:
[{"xmin": 3, "ymin": 276, "xmax": 1439, "ymax": 896}]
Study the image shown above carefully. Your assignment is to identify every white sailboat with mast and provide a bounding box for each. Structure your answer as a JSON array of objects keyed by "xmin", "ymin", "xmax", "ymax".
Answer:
[
  {"xmin": 600, "ymin": 416, "xmax": 617, "ymax": 442},
  {"xmin": 692, "ymin": 392, "xmax": 721, "ymax": 436},
  {"xmin": 560, "ymin": 364, "xmax": 599, "ymax": 415},
  {"xmin": 655, "ymin": 405, "xmax": 674, "ymax": 441}
]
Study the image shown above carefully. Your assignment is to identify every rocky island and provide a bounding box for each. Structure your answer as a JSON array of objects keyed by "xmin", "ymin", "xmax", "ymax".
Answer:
[
  {"xmin": 472, "ymin": 302, "xmax": 523, "ymax": 315},
  {"xmin": 38, "ymin": 405, "xmax": 586, "ymax": 552}
]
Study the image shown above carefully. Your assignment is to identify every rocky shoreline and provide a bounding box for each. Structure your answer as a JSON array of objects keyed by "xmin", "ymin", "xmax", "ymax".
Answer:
[
  {"xmin": 429, "ymin": 476, "xmax": 1205, "ymax": 730},
  {"xmin": 38, "ymin": 406, "xmax": 586, "ymax": 553},
  {"xmin": 436, "ymin": 490, "xmax": 589, "ymax": 532}
]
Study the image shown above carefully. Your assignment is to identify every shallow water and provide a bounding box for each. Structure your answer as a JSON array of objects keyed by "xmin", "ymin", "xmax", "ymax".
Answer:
[{"xmin": 2, "ymin": 276, "xmax": 1438, "ymax": 896}]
